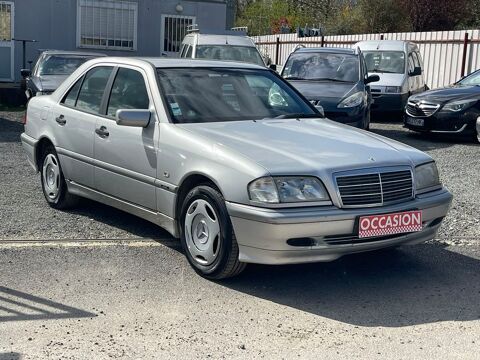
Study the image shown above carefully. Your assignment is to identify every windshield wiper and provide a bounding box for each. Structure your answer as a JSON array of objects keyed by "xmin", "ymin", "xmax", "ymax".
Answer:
[
  {"xmin": 306, "ymin": 77, "xmax": 351, "ymax": 82},
  {"xmin": 371, "ymin": 69, "xmax": 396, "ymax": 74},
  {"xmin": 284, "ymin": 76, "xmax": 306, "ymax": 80},
  {"xmin": 262, "ymin": 113, "xmax": 321, "ymax": 120}
]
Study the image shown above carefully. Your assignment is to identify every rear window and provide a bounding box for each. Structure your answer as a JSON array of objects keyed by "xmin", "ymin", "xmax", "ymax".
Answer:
[{"xmin": 195, "ymin": 45, "xmax": 265, "ymax": 66}]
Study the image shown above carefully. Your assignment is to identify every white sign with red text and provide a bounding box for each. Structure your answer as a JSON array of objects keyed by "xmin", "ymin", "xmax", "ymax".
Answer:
[{"xmin": 359, "ymin": 210, "xmax": 422, "ymax": 238}]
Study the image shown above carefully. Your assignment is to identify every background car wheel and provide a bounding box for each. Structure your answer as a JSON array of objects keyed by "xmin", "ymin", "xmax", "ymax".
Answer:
[
  {"xmin": 40, "ymin": 145, "xmax": 78, "ymax": 209},
  {"xmin": 364, "ymin": 110, "xmax": 371, "ymax": 130},
  {"xmin": 180, "ymin": 185, "xmax": 246, "ymax": 280}
]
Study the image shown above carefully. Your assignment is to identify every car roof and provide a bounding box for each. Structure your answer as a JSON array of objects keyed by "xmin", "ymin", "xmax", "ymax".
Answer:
[
  {"xmin": 354, "ymin": 40, "xmax": 415, "ymax": 51},
  {"xmin": 184, "ymin": 33, "xmax": 256, "ymax": 47},
  {"xmin": 295, "ymin": 47, "xmax": 357, "ymax": 55},
  {"xmin": 89, "ymin": 57, "xmax": 267, "ymax": 70},
  {"xmin": 40, "ymin": 50, "xmax": 107, "ymax": 57}
]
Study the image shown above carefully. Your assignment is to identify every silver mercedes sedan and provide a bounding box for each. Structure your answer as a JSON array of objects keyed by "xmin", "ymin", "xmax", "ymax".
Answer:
[{"xmin": 21, "ymin": 57, "xmax": 452, "ymax": 279}]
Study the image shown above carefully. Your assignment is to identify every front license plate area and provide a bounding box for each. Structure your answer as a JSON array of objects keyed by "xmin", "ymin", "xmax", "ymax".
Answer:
[
  {"xmin": 358, "ymin": 210, "xmax": 422, "ymax": 238},
  {"xmin": 406, "ymin": 117, "xmax": 425, "ymax": 127}
]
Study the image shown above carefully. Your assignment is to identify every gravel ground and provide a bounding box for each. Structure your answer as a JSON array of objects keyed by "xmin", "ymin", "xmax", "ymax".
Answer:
[{"xmin": 1, "ymin": 110, "xmax": 478, "ymax": 244}]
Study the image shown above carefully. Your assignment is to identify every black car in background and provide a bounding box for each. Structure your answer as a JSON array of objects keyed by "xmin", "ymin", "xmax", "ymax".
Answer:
[
  {"xmin": 281, "ymin": 47, "xmax": 379, "ymax": 129},
  {"xmin": 21, "ymin": 50, "xmax": 105, "ymax": 100},
  {"xmin": 405, "ymin": 68, "xmax": 480, "ymax": 142}
]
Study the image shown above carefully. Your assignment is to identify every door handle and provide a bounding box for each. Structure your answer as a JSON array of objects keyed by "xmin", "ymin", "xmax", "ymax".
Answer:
[
  {"xmin": 55, "ymin": 115, "xmax": 66, "ymax": 125},
  {"xmin": 95, "ymin": 126, "xmax": 109, "ymax": 138}
]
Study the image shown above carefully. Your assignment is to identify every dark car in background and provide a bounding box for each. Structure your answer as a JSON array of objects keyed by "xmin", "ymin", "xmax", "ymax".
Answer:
[
  {"xmin": 21, "ymin": 50, "xmax": 105, "ymax": 100},
  {"xmin": 281, "ymin": 47, "xmax": 379, "ymax": 129},
  {"xmin": 404, "ymin": 68, "xmax": 480, "ymax": 143}
]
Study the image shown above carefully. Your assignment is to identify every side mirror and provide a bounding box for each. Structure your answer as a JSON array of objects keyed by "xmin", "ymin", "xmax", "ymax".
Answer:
[
  {"xmin": 269, "ymin": 64, "xmax": 277, "ymax": 71},
  {"xmin": 161, "ymin": 52, "xmax": 168, "ymax": 58},
  {"xmin": 315, "ymin": 104, "xmax": 325, "ymax": 117},
  {"xmin": 365, "ymin": 74, "xmax": 380, "ymax": 84},
  {"xmin": 409, "ymin": 66, "xmax": 421, "ymax": 77},
  {"xmin": 116, "ymin": 109, "xmax": 151, "ymax": 127},
  {"xmin": 21, "ymin": 69, "xmax": 31, "ymax": 78}
]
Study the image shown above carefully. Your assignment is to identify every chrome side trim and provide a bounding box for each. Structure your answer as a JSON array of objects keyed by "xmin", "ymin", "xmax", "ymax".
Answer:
[
  {"xmin": 67, "ymin": 180, "xmax": 178, "ymax": 238},
  {"xmin": 57, "ymin": 147, "xmax": 178, "ymax": 192},
  {"xmin": 430, "ymin": 123, "xmax": 468, "ymax": 134}
]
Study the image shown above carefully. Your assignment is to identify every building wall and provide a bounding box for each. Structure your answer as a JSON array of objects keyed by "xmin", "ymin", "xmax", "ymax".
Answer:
[{"xmin": 7, "ymin": 0, "xmax": 227, "ymax": 81}]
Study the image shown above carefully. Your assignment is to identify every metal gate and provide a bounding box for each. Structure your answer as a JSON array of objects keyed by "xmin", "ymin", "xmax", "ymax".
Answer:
[
  {"xmin": 0, "ymin": 1, "xmax": 14, "ymax": 81},
  {"xmin": 161, "ymin": 15, "xmax": 195, "ymax": 56}
]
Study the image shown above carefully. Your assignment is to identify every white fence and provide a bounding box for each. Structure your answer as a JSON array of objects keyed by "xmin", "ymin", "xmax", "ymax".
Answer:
[{"xmin": 254, "ymin": 30, "xmax": 480, "ymax": 89}]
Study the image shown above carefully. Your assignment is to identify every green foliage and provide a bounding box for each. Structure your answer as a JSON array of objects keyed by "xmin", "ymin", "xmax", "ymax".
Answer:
[{"xmin": 236, "ymin": 0, "xmax": 480, "ymax": 35}]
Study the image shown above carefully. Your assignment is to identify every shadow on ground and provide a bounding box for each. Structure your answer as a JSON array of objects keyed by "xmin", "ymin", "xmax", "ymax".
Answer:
[
  {"xmin": 0, "ymin": 117, "xmax": 23, "ymax": 143},
  {"xmin": 0, "ymin": 353, "xmax": 21, "ymax": 360},
  {"xmin": 221, "ymin": 244, "xmax": 480, "ymax": 327},
  {"xmin": 0, "ymin": 286, "xmax": 95, "ymax": 323}
]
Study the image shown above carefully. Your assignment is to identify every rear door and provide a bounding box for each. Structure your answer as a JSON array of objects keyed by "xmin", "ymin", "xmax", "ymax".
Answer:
[
  {"xmin": 94, "ymin": 66, "xmax": 158, "ymax": 210},
  {"xmin": 53, "ymin": 66, "xmax": 114, "ymax": 188}
]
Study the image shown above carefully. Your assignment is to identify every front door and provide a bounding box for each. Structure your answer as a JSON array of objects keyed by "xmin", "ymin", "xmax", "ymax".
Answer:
[
  {"xmin": 0, "ymin": 1, "xmax": 14, "ymax": 81},
  {"xmin": 94, "ymin": 66, "xmax": 158, "ymax": 210},
  {"xmin": 161, "ymin": 15, "xmax": 195, "ymax": 57}
]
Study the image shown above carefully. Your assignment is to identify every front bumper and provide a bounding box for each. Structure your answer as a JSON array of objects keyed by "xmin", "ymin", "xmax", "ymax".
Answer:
[
  {"xmin": 227, "ymin": 188, "xmax": 452, "ymax": 265},
  {"xmin": 371, "ymin": 92, "xmax": 409, "ymax": 113},
  {"xmin": 324, "ymin": 106, "xmax": 366, "ymax": 128},
  {"xmin": 404, "ymin": 108, "xmax": 478, "ymax": 135}
]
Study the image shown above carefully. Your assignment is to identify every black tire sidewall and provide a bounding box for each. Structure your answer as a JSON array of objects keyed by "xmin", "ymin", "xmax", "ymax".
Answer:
[
  {"xmin": 179, "ymin": 186, "xmax": 234, "ymax": 277},
  {"xmin": 40, "ymin": 146, "xmax": 66, "ymax": 207}
]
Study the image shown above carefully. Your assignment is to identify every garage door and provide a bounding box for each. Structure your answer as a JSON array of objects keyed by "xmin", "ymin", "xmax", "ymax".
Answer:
[{"xmin": 0, "ymin": 1, "xmax": 14, "ymax": 82}]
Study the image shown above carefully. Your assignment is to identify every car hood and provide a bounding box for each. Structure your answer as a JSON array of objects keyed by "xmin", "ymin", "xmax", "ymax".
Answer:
[
  {"xmin": 410, "ymin": 85, "xmax": 480, "ymax": 104},
  {"xmin": 179, "ymin": 118, "xmax": 430, "ymax": 175},
  {"xmin": 287, "ymin": 81, "xmax": 355, "ymax": 101},
  {"xmin": 368, "ymin": 72, "xmax": 405, "ymax": 87},
  {"xmin": 34, "ymin": 75, "xmax": 69, "ymax": 91}
]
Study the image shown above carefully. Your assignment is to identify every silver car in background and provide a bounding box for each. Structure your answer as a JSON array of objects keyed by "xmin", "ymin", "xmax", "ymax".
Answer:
[{"xmin": 21, "ymin": 57, "xmax": 452, "ymax": 279}]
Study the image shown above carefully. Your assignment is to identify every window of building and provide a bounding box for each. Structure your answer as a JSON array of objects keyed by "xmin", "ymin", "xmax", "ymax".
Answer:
[
  {"xmin": 77, "ymin": 0, "xmax": 137, "ymax": 51},
  {"xmin": 162, "ymin": 15, "xmax": 195, "ymax": 54},
  {"xmin": 0, "ymin": 2, "xmax": 12, "ymax": 41}
]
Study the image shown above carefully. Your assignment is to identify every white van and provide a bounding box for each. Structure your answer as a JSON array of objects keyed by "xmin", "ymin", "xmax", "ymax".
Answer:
[
  {"xmin": 354, "ymin": 40, "xmax": 427, "ymax": 114},
  {"xmin": 179, "ymin": 30, "xmax": 265, "ymax": 67}
]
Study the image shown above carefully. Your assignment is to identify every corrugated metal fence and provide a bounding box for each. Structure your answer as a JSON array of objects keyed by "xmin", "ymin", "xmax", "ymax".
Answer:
[{"xmin": 254, "ymin": 30, "xmax": 480, "ymax": 89}]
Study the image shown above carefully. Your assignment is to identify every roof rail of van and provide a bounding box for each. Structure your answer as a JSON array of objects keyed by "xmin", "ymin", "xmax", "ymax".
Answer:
[
  {"xmin": 231, "ymin": 26, "xmax": 248, "ymax": 33},
  {"xmin": 187, "ymin": 24, "xmax": 200, "ymax": 33}
]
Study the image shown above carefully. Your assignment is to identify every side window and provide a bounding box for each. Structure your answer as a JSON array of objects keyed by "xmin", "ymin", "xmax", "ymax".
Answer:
[
  {"xmin": 412, "ymin": 52, "xmax": 420, "ymax": 69},
  {"xmin": 76, "ymin": 66, "xmax": 113, "ymax": 114},
  {"xmin": 179, "ymin": 44, "xmax": 187, "ymax": 57},
  {"xmin": 407, "ymin": 54, "xmax": 415, "ymax": 74},
  {"xmin": 415, "ymin": 51, "xmax": 424, "ymax": 70},
  {"xmin": 107, "ymin": 68, "xmax": 150, "ymax": 118},
  {"xmin": 62, "ymin": 76, "xmax": 83, "ymax": 107},
  {"xmin": 185, "ymin": 45, "xmax": 193, "ymax": 58}
]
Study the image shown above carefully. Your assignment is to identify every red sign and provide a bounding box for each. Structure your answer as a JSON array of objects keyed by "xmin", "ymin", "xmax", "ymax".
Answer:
[{"xmin": 359, "ymin": 210, "xmax": 422, "ymax": 238}]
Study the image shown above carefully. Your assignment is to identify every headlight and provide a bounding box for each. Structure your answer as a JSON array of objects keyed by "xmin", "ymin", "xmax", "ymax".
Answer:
[
  {"xmin": 441, "ymin": 99, "xmax": 477, "ymax": 112},
  {"xmin": 415, "ymin": 162, "xmax": 440, "ymax": 192},
  {"xmin": 385, "ymin": 86, "xmax": 402, "ymax": 93},
  {"xmin": 248, "ymin": 176, "xmax": 330, "ymax": 203},
  {"xmin": 337, "ymin": 92, "xmax": 364, "ymax": 108}
]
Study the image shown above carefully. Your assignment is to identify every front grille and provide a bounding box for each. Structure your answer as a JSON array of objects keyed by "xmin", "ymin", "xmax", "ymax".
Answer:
[
  {"xmin": 336, "ymin": 170, "xmax": 413, "ymax": 207},
  {"xmin": 406, "ymin": 101, "xmax": 440, "ymax": 117}
]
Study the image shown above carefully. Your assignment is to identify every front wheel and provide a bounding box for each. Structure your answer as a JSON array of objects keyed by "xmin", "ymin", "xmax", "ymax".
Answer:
[
  {"xmin": 180, "ymin": 185, "xmax": 246, "ymax": 279},
  {"xmin": 40, "ymin": 145, "xmax": 78, "ymax": 209}
]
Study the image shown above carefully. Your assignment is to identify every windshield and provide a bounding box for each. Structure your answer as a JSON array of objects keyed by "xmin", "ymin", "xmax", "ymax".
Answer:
[
  {"xmin": 457, "ymin": 70, "xmax": 480, "ymax": 86},
  {"xmin": 37, "ymin": 55, "xmax": 96, "ymax": 76},
  {"xmin": 282, "ymin": 52, "xmax": 360, "ymax": 82},
  {"xmin": 195, "ymin": 45, "xmax": 265, "ymax": 66},
  {"xmin": 157, "ymin": 68, "xmax": 317, "ymax": 123},
  {"xmin": 363, "ymin": 51, "xmax": 405, "ymax": 74}
]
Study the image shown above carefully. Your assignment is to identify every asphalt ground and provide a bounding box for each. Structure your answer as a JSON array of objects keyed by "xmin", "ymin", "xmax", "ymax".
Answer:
[{"xmin": 0, "ymin": 111, "xmax": 479, "ymax": 359}]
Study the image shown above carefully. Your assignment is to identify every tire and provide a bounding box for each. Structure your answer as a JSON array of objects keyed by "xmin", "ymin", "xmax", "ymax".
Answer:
[
  {"xmin": 364, "ymin": 110, "xmax": 371, "ymax": 130},
  {"xmin": 179, "ymin": 185, "xmax": 246, "ymax": 280},
  {"xmin": 40, "ymin": 145, "xmax": 78, "ymax": 209}
]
